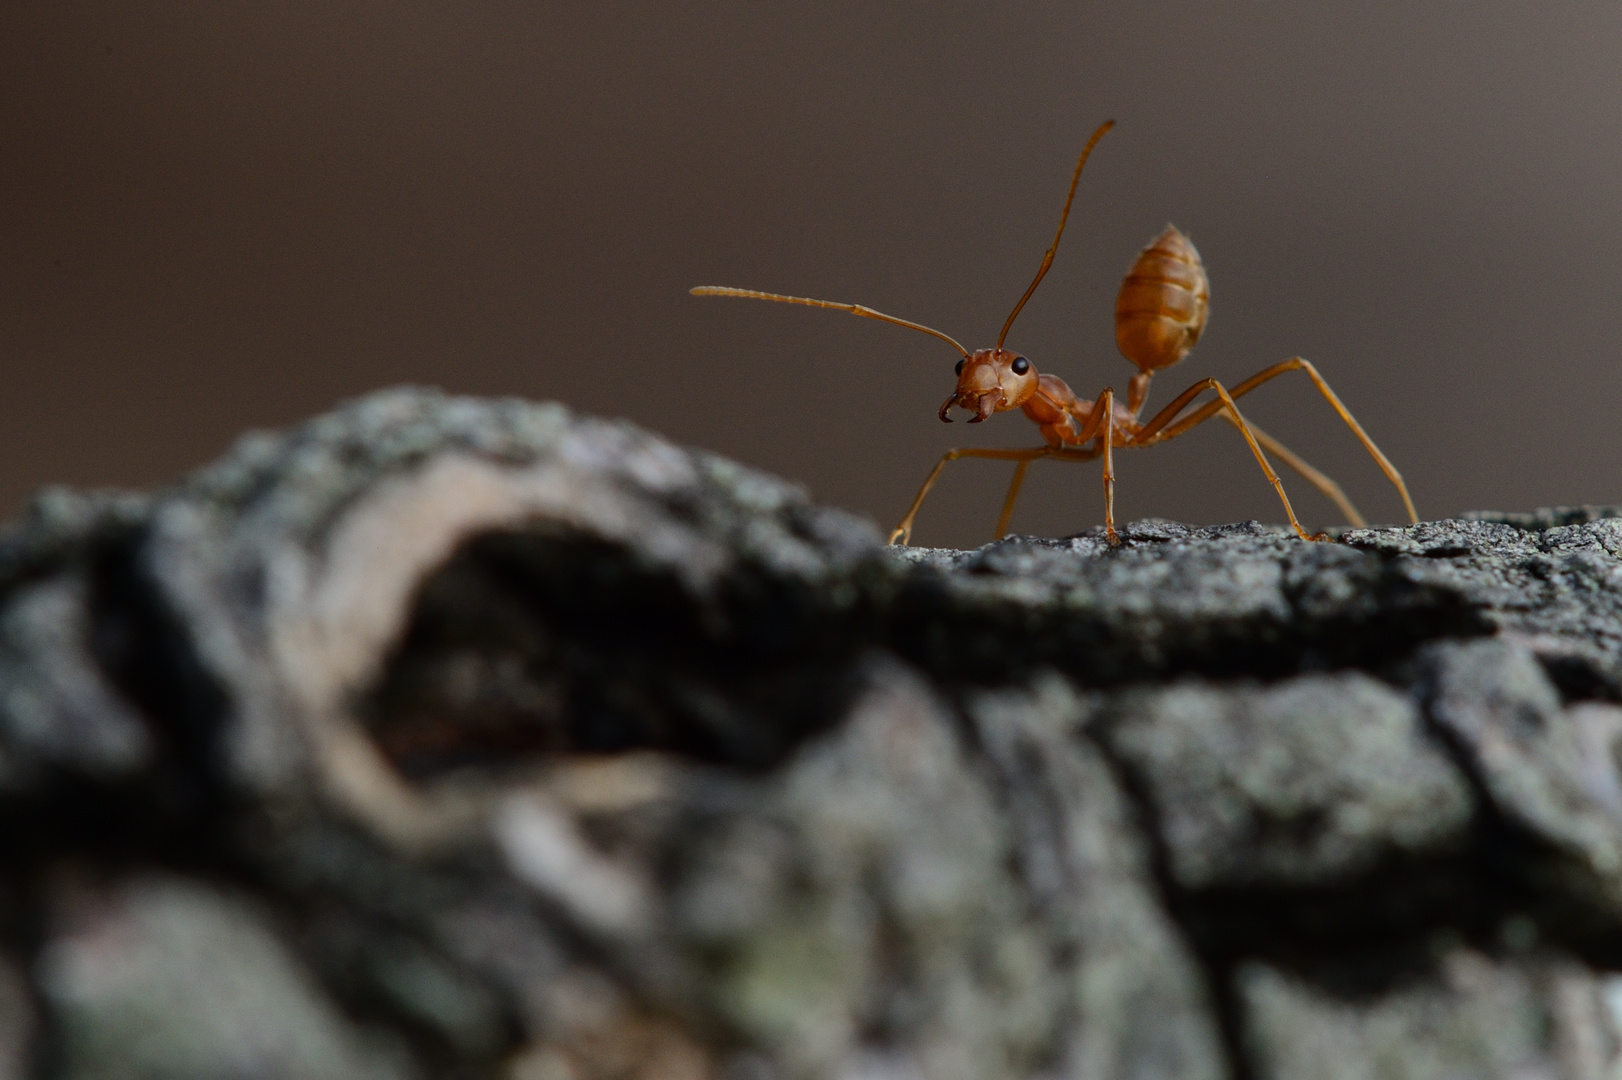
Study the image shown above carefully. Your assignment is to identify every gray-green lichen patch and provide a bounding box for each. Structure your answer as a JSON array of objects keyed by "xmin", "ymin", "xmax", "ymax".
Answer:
[
  {"xmin": 1102, "ymin": 673, "xmax": 1473, "ymax": 889},
  {"xmin": 1420, "ymin": 638, "xmax": 1622, "ymax": 915},
  {"xmin": 38, "ymin": 877, "xmax": 411, "ymax": 1080},
  {"xmin": 1239, "ymin": 952, "xmax": 1619, "ymax": 1080},
  {"xmin": 0, "ymin": 578, "xmax": 150, "ymax": 792},
  {"xmin": 968, "ymin": 675, "xmax": 1226, "ymax": 1080},
  {"xmin": 673, "ymin": 665, "xmax": 1062, "ymax": 1080}
]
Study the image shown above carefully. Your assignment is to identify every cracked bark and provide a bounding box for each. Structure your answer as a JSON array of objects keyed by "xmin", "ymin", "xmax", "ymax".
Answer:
[{"xmin": 5, "ymin": 387, "xmax": 1622, "ymax": 1078}]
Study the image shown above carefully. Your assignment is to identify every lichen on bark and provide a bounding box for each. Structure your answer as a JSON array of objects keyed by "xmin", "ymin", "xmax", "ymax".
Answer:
[{"xmin": 3, "ymin": 387, "xmax": 1622, "ymax": 1078}]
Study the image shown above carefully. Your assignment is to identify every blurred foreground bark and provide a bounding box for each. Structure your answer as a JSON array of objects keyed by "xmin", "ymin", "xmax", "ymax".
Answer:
[{"xmin": 5, "ymin": 389, "xmax": 1622, "ymax": 1079}]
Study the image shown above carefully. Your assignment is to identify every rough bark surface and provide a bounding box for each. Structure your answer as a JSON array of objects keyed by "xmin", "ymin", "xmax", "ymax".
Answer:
[{"xmin": 5, "ymin": 387, "xmax": 1622, "ymax": 1079}]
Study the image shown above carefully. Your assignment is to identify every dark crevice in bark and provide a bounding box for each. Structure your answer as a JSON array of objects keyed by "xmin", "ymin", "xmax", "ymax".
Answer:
[
  {"xmin": 0, "ymin": 523, "xmax": 231, "ymax": 873},
  {"xmin": 242, "ymin": 828, "xmax": 532, "ymax": 1076},
  {"xmin": 364, "ymin": 528, "xmax": 876, "ymax": 777},
  {"xmin": 886, "ymin": 561, "xmax": 1492, "ymax": 692},
  {"xmin": 1087, "ymin": 691, "xmax": 1622, "ymax": 1053},
  {"xmin": 1537, "ymin": 652, "xmax": 1622, "ymax": 705},
  {"xmin": 364, "ymin": 521, "xmax": 1506, "ymax": 786},
  {"xmin": 1406, "ymin": 666, "xmax": 1622, "ymax": 970},
  {"xmin": 85, "ymin": 524, "xmax": 234, "ymax": 846},
  {"xmin": 1084, "ymin": 727, "xmax": 1254, "ymax": 1080},
  {"xmin": 1170, "ymin": 841, "xmax": 1535, "ymax": 999}
]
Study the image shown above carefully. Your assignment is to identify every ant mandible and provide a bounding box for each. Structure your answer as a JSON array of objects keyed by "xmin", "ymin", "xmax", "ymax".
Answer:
[{"xmin": 693, "ymin": 120, "xmax": 1418, "ymax": 546}]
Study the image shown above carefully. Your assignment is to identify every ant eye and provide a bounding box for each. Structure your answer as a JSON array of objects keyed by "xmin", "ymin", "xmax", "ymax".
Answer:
[
  {"xmin": 955, "ymin": 359, "xmax": 965, "ymax": 376},
  {"xmin": 1011, "ymin": 356, "xmax": 1030, "ymax": 375}
]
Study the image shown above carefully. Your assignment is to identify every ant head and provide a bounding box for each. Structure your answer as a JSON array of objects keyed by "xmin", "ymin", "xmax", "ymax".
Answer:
[{"xmin": 938, "ymin": 348, "xmax": 1039, "ymax": 423}]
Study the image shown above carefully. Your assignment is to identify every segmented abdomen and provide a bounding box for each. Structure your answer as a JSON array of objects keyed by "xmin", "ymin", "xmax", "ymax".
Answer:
[{"xmin": 1114, "ymin": 225, "xmax": 1209, "ymax": 372}]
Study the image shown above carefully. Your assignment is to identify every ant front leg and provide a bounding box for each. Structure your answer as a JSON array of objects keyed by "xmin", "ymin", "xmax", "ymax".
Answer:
[
  {"xmin": 888, "ymin": 446, "xmax": 1055, "ymax": 546},
  {"xmin": 1099, "ymin": 391, "xmax": 1118, "ymax": 544},
  {"xmin": 1070, "ymin": 388, "xmax": 1121, "ymax": 543},
  {"xmin": 994, "ymin": 461, "xmax": 1033, "ymax": 540},
  {"xmin": 993, "ymin": 444, "xmax": 1106, "ymax": 540}
]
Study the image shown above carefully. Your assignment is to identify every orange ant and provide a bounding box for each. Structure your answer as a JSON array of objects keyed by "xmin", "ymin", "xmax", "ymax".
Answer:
[{"xmin": 693, "ymin": 121, "xmax": 1417, "ymax": 546}]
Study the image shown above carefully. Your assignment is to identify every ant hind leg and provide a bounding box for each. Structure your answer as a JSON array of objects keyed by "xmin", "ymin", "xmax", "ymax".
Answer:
[
  {"xmin": 1130, "ymin": 378, "xmax": 1326, "ymax": 541},
  {"xmin": 1139, "ymin": 358, "xmax": 1414, "ymax": 524},
  {"xmin": 1237, "ymin": 418, "xmax": 1366, "ymax": 528}
]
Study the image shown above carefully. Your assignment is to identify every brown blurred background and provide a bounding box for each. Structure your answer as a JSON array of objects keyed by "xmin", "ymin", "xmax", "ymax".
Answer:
[{"xmin": 2, "ymin": 2, "xmax": 1619, "ymax": 548}]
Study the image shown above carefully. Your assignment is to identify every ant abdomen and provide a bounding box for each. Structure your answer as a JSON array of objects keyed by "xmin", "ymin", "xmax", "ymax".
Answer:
[{"xmin": 1114, "ymin": 225, "xmax": 1209, "ymax": 373}]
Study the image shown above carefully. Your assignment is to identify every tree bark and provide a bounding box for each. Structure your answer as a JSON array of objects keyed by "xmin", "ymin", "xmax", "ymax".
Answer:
[{"xmin": 5, "ymin": 387, "xmax": 1622, "ymax": 1079}]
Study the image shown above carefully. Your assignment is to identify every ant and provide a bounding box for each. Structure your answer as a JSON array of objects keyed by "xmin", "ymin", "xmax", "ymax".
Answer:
[{"xmin": 693, "ymin": 121, "xmax": 1417, "ymax": 546}]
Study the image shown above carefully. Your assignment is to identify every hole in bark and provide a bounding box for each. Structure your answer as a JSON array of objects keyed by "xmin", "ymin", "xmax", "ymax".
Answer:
[
  {"xmin": 360, "ymin": 527, "xmax": 868, "ymax": 779},
  {"xmin": 1537, "ymin": 653, "xmax": 1622, "ymax": 704}
]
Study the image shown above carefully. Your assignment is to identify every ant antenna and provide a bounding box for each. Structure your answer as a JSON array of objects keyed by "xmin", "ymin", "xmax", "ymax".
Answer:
[
  {"xmin": 996, "ymin": 119, "xmax": 1115, "ymax": 351},
  {"xmin": 691, "ymin": 286, "xmax": 970, "ymax": 359}
]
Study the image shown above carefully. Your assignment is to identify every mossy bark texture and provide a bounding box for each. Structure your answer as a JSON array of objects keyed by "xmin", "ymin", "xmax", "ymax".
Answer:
[{"xmin": 5, "ymin": 388, "xmax": 1622, "ymax": 1079}]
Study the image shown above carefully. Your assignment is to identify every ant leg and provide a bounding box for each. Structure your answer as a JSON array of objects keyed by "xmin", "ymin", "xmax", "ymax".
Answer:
[
  {"xmin": 1263, "ymin": 359, "xmax": 1414, "ymax": 523},
  {"xmin": 994, "ymin": 461, "xmax": 1032, "ymax": 539},
  {"xmin": 888, "ymin": 446, "xmax": 1054, "ymax": 546},
  {"xmin": 1238, "ymin": 418, "xmax": 1367, "ymax": 527},
  {"xmin": 1137, "ymin": 358, "xmax": 1415, "ymax": 524},
  {"xmin": 1069, "ymin": 388, "xmax": 1122, "ymax": 544},
  {"xmin": 1128, "ymin": 378, "xmax": 1325, "ymax": 541},
  {"xmin": 1100, "ymin": 390, "xmax": 1119, "ymax": 544}
]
